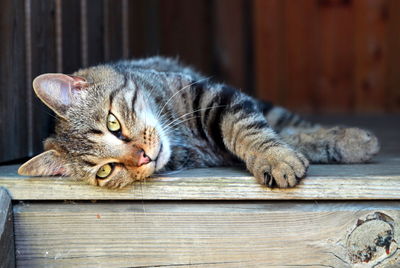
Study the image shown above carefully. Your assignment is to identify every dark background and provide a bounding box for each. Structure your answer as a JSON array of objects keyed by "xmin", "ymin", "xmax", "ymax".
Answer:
[{"xmin": 1, "ymin": 0, "xmax": 399, "ymax": 162}]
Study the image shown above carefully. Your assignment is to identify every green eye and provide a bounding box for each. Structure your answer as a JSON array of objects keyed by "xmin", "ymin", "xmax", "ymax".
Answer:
[
  {"xmin": 107, "ymin": 113, "xmax": 121, "ymax": 132},
  {"xmin": 96, "ymin": 163, "xmax": 113, "ymax": 179}
]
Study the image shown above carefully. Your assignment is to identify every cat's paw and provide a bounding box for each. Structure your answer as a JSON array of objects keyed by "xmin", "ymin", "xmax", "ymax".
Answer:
[
  {"xmin": 331, "ymin": 127, "xmax": 380, "ymax": 163},
  {"xmin": 251, "ymin": 146, "xmax": 309, "ymax": 188}
]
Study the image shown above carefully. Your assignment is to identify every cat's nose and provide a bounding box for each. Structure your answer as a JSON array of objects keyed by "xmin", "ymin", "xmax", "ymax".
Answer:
[{"xmin": 137, "ymin": 150, "xmax": 151, "ymax": 166}]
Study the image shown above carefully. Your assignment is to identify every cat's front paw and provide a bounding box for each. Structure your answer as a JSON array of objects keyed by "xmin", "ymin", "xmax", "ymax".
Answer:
[{"xmin": 250, "ymin": 146, "xmax": 309, "ymax": 188}]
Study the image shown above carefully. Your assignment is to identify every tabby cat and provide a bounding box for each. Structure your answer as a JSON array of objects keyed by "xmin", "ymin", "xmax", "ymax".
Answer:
[{"xmin": 18, "ymin": 57, "xmax": 380, "ymax": 188}]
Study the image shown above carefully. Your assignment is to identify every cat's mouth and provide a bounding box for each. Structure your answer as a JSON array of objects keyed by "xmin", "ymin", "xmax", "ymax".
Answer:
[
  {"xmin": 154, "ymin": 143, "xmax": 164, "ymax": 169},
  {"xmin": 154, "ymin": 141, "xmax": 171, "ymax": 171}
]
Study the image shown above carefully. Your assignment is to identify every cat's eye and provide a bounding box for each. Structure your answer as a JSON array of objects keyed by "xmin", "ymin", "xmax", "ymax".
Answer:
[
  {"xmin": 96, "ymin": 163, "xmax": 113, "ymax": 179},
  {"xmin": 107, "ymin": 113, "xmax": 121, "ymax": 132}
]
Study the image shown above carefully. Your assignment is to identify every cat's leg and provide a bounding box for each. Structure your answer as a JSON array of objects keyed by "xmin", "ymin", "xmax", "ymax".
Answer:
[
  {"xmin": 260, "ymin": 104, "xmax": 380, "ymax": 163},
  {"xmin": 279, "ymin": 126, "xmax": 380, "ymax": 163},
  {"xmin": 196, "ymin": 85, "xmax": 309, "ymax": 188}
]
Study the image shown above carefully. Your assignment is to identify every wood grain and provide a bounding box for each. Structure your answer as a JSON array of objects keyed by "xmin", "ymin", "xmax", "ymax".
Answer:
[
  {"xmin": 159, "ymin": 0, "xmax": 213, "ymax": 74},
  {"xmin": 61, "ymin": 0, "xmax": 82, "ymax": 74},
  {"xmin": 1, "ymin": 153, "xmax": 399, "ymax": 201},
  {"xmin": 13, "ymin": 202, "xmax": 400, "ymax": 267},
  {"xmin": 315, "ymin": 0, "xmax": 355, "ymax": 113},
  {"xmin": 282, "ymin": 0, "xmax": 319, "ymax": 113},
  {"xmin": 386, "ymin": 0, "xmax": 400, "ymax": 112},
  {"xmin": 252, "ymin": 0, "xmax": 283, "ymax": 104},
  {"xmin": 30, "ymin": 0, "xmax": 57, "ymax": 154},
  {"xmin": 127, "ymin": 0, "xmax": 160, "ymax": 58},
  {"xmin": 0, "ymin": 188, "xmax": 15, "ymax": 268},
  {"xmin": 1, "ymin": 115, "xmax": 398, "ymax": 201},
  {"xmin": 354, "ymin": 0, "xmax": 388, "ymax": 112},
  {"xmin": 213, "ymin": 0, "xmax": 247, "ymax": 91},
  {"xmin": 86, "ymin": 0, "xmax": 105, "ymax": 66},
  {"xmin": 0, "ymin": 0, "xmax": 28, "ymax": 162},
  {"xmin": 104, "ymin": 0, "xmax": 123, "ymax": 61}
]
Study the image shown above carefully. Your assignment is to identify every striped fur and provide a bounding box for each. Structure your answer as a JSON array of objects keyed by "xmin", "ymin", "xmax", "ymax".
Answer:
[{"xmin": 18, "ymin": 57, "xmax": 380, "ymax": 188}]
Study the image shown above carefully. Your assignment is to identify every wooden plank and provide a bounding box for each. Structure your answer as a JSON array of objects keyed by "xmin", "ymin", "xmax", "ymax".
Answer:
[
  {"xmin": 386, "ymin": 0, "xmax": 400, "ymax": 112},
  {"xmin": 30, "ymin": 0, "xmax": 57, "ymax": 154},
  {"xmin": 13, "ymin": 202, "xmax": 400, "ymax": 267},
  {"xmin": 104, "ymin": 0, "xmax": 123, "ymax": 61},
  {"xmin": 1, "ymin": 153, "xmax": 400, "ymax": 201},
  {"xmin": 0, "ymin": 0, "xmax": 28, "ymax": 162},
  {"xmin": 252, "ymin": 0, "xmax": 283, "ymax": 104},
  {"xmin": 1, "ymin": 115, "xmax": 400, "ymax": 201},
  {"xmin": 86, "ymin": 0, "xmax": 105, "ymax": 66},
  {"xmin": 0, "ymin": 188, "xmax": 15, "ymax": 268},
  {"xmin": 61, "ymin": 0, "xmax": 82, "ymax": 73},
  {"xmin": 315, "ymin": 0, "xmax": 355, "ymax": 113},
  {"xmin": 281, "ymin": 0, "xmax": 319, "ymax": 113},
  {"xmin": 159, "ymin": 0, "xmax": 212, "ymax": 74},
  {"xmin": 354, "ymin": 0, "xmax": 388, "ymax": 113},
  {"xmin": 213, "ymin": 0, "xmax": 248, "ymax": 92},
  {"xmin": 127, "ymin": 0, "xmax": 160, "ymax": 58}
]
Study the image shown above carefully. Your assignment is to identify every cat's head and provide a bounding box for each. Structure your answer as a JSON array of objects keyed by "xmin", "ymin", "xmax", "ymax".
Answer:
[{"xmin": 18, "ymin": 65, "xmax": 172, "ymax": 188}]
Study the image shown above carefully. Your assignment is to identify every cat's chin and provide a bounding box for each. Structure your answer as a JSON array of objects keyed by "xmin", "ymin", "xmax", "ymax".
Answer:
[{"xmin": 155, "ymin": 141, "xmax": 171, "ymax": 171}]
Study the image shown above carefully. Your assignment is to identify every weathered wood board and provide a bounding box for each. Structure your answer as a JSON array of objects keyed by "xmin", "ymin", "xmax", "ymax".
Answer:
[
  {"xmin": 0, "ymin": 153, "xmax": 399, "ymax": 200},
  {"xmin": 13, "ymin": 202, "xmax": 400, "ymax": 267},
  {"xmin": 0, "ymin": 188, "xmax": 15, "ymax": 268},
  {"xmin": 1, "ymin": 115, "xmax": 398, "ymax": 201}
]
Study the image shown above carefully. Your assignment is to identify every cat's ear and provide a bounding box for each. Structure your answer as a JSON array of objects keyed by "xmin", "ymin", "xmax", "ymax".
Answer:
[
  {"xmin": 33, "ymin": 73, "xmax": 89, "ymax": 118},
  {"xmin": 18, "ymin": 150, "xmax": 69, "ymax": 177}
]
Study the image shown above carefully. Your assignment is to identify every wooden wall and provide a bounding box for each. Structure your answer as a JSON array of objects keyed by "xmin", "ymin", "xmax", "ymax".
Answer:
[
  {"xmin": 0, "ymin": 0, "xmax": 399, "ymax": 162},
  {"xmin": 254, "ymin": 0, "xmax": 400, "ymax": 113}
]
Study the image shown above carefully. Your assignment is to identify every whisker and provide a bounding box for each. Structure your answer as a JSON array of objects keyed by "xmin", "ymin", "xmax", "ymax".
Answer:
[
  {"xmin": 161, "ymin": 105, "xmax": 227, "ymax": 130},
  {"xmin": 156, "ymin": 76, "xmax": 211, "ymax": 119},
  {"xmin": 162, "ymin": 115, "xmax": 201, "ymax": 134}
]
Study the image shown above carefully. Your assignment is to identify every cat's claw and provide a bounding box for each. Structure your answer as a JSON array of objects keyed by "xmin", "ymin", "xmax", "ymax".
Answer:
[{"xmin": 255, "ymin": 147, "xmax": 309, "ymax": 188}]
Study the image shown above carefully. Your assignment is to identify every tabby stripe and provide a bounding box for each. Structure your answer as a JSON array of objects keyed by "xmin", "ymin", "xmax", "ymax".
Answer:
[
  {"xmin": 82, "ymin": 160, "xmax": 97, "ymax": 167},
  {"xmin": 208, "ymin": 86, "xmax": 237, "ymax": 150},
  {"xmin": 332, "ymin": 141, "xmax": 342, "ymax": 162},
  {"xmin": 325, "ymin": 144, "xmax": 331, "ymax": 162},
  {"xmin": 203, "ymin": 99, "xmax": 218, "ymax": 125},
  {"xmin": 292, "ymin": 116, "xmax": 304, "ymax": 127},
  {"xmin": 231, "ymin": 100, "xmax": 255, "ymax": 114},
  {"xmin": 109, "ymin": 76, "xmax": 128, "ymax": 106},
  {"xmin": 275, "ymin": 112, "xmax": 289, "ymax": 129},
  {"xmin": 86, "ymin": 129, "xmax": 103, "ymax": 135},
  {"xmin": 131, "ymin": 88, "xmax": 138, "ymax": 110},
  {"xmin": 259, "ymin": 101, "xmax": 274, "ymax": 114},
  {"xmin": 130, "ymin": 78, "xmax": 139, "ymax": 110},
  {"xmin": 258, "ymin": 140, "xmax": 280, "ymax": 152},
  {"xmin": 192, "ymin": 82, "xmax": 208, "ymax": 141},
  {"xmin": 243, "ymin": 120, "xmax": 270, "ymax": 130}
]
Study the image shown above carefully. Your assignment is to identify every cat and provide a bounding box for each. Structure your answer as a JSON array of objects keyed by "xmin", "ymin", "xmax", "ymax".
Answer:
[{"xmin": 18, "ymin": 56, "xmax": 380, "ymax": 188}]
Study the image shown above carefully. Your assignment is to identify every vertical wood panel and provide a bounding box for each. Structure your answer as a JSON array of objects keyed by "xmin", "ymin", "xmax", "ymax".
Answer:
[
  {"xmin": 0, "ymin": 0, "xmax": 28, "ymax": 161},
  {"xmin": 159, "ymin": 0, "xmax": 213, "ymax": 74},
  {"xmin": 253, "ymin": 0, "xmax": 284, "ymax": 104},
  {"xmin": 354, "ymin": 0, "xmax": 388, "ymax": 112},
  {"xmin": 128, "ymin": 0, "xmax": 160, "ymax": 58},
  {"xmin": 86, "ymin": 0, "xmax": 105, "ymax": 66},
  {"xmin": 386, "ymin": 0, "xmax": 400, "ymax": 112},
  {"xmin": 282, "ymin": 0, "xmax": 318, "ymax": 112},
  {"xmin": 61, "ymin": 0, "xmax": 82, "ymax": 74},
  {"xmin": 213, "ymin": 0, "xmax": 247, "ymax": 91},
  {"xmin": 315, "ymin": 0, "xmax": 355, "ymax": 113},
  {"xmin": 104, "ymin": 0, "xmax": 123, "ymax": 61},
  {"xmin": 30, "ymin": 0, "xmax": 57, "ymax": 154}
]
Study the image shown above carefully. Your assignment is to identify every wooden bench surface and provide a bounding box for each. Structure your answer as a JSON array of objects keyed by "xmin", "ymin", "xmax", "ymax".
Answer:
[
  {"xmin": 1, "ymin": 115, "xmax": 399, "ymax": 267},
  {"xmin": 0, "ymin": 115, "xmax": 399, "ymax": 201}
]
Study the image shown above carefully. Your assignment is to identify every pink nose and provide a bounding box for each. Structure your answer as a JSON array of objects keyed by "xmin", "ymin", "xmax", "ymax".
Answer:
[{"xmin": 137, "ymin": 150, "xmax": 151, "ymax": 166}]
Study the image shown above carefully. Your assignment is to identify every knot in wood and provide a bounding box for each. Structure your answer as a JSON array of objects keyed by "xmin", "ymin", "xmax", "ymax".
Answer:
[{"xmin": 347, "ymin": 212, "xmax": 397, "ymax": 264}]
